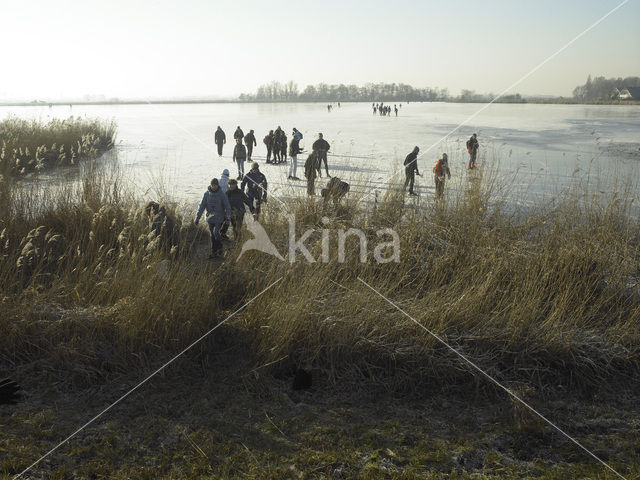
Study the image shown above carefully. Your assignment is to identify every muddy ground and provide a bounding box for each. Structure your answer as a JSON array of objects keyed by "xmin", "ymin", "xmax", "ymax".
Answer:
[{"xmin": 1, "ymin": 350, "xmax": 638, "ymax": 480}]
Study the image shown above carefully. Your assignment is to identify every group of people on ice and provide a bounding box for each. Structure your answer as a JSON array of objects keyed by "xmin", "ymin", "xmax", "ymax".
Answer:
[
  {"xmin": 373, "ymin": 102, "xmax": 399, "ymax": 116},
  {"xmin": 202, "ymin": 121, "xmax": 480, "ymax": 257},
  {"xmin": 403, "ymin": 133, "xmax": 479, "ymax": 198},
  {"xmin": 195, "ymin": 161, "xmax": 268, "ymax": 258},
  {"xmin": 263, "ymin": 126, "xmax": 293, "ymax": 165},
  {"xmin": 215, "ymin": 125, "xmax": 334, "ymax": 183}
]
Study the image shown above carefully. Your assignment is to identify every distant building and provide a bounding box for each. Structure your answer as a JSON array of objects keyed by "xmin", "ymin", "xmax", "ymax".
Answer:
[{"xmin": 618, "ymin": 87, "xmax": 640, "ymax": 100}]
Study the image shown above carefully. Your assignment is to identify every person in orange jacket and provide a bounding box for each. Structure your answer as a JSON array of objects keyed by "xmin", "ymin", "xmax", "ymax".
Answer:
[{"xmin": 433, "ymin": 153, "xmax": 451, "ymax": 198}]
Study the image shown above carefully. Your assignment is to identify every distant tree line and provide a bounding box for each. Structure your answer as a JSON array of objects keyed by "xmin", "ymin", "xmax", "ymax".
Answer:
[
  {"xmin": 453, "ymin": 90, "xmax": 523, "ymax": 103},
  {"xmin": 572, "ymin": 75, "xmax": 640, "ymax": 101},
  {"xmin": 238, "ymin": 77, "xmax": 640, "ymax": 103},
  {"xmin": 239, "ymin": 81, "xmax": 450, "ymax": 102}
]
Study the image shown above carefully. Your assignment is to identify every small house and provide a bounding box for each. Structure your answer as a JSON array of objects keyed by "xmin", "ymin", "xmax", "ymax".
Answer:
[{"xmin": 619, "ymin": 87, "xmax": 640, "ymax": 100}]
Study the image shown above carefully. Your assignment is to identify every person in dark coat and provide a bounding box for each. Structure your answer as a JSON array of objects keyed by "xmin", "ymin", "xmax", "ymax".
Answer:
[
  {"xmin": 321, "ymin": 177, "xmax": 350, "ymax": 205},
  {"xmin": 288, "ymin": 136, "xmax": 304, "ymax": 180},
  {"xmin": 466, "ymin": 133, "xmax": 479, "ymax": 169},
  {"xmin": 234, "ymin": 126, "xmax": 244, "ymax": 142},
  {"xmin": 144, "ymin": 201, "xmax": 178, "ymax": 250},
  {"xmin": 403, "ymin": 146, "xmax": 421, "ymax": 196},
  {"xmin": 241, "ymin": 162, "xmax": 268, "ymax": 217},
  {"xmin": 312, "ymin": 133, "xmax": 331, "ymax": 178},
  {"xmin": 433, "ymin": 153, "xmax": 451, "ymax": 198},
  {"xmin": 195, "ymin": 178, "xmax": 231, "ymax": 258},
  {"xmin": 233, "ymin": 138, "xmax": 247, "ymax": 180},
  {"xmin": 273, "ymin": 130, "xmax": 282, "ymax": 163},
  {"xmin": 220, "ymin": 178, "xmax": 254, "ymax": 239},
  {"xmin": 304, "ymin": 152, "xmax": 318, "ymax": 196},
  {"xmin": 214, "ymin": 126, "xmax": 226, "ymax": 157},
  {"xmin": 264, "ymin": 130, "xmax": 274, "ymax": 163},
  {"xmin": 279, "ymin": 132, "xmax": 288, "ymax": 164},
  {"xmin": 244, "ymin": 129, "xmax": 257, "ymax": 161}
]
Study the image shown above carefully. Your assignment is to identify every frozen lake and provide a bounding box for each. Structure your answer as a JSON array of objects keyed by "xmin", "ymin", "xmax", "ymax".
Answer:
[{"xmin": 2, "ymin": 102, "xmax": 639, "ymax": 207}]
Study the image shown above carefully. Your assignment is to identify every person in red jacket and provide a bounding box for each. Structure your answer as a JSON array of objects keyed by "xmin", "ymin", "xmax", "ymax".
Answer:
[{"xmin": 433, "ymin": 153, "xmax": 451, "ymax": 199}]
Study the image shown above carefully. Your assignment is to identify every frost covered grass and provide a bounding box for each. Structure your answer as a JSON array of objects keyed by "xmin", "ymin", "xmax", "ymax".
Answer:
[
  {"xmin": 0, "ymin": 116, "xmax": 116, "ymax": 175},
  {"xmin": 1, "ymin": 153, "xmax": 639, "ymax": 392}
]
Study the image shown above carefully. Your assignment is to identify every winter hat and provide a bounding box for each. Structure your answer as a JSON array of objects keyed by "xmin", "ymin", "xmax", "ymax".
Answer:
[{"xmin": 222, "ymin": 169, "xmax": 229, "ymax": 176}]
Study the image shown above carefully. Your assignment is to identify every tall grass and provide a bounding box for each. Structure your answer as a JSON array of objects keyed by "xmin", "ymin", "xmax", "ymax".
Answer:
[
  {"xmin": 1, "ymin": 155, "xmax": 639, "ymax": 393},
  {"xmin": 0, "ymin": 116, "xmax": 116, "ymax": 176}
]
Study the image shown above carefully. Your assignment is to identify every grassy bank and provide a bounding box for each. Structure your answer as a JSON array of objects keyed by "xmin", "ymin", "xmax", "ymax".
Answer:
[
  {"xmin": 0, "ymin": 116, "xmax": 116, "ymax": 176},
  {"xmin": 1, "ymin": 157, "xmax": 639, "ymax": 389},
  {"xmin": 1, "ymin": 155, "xmax": 639, "ymax": 477}
]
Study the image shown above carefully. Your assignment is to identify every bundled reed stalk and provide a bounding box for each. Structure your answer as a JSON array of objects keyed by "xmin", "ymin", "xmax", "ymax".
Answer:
[{"xmin": 0, "ymin": 116, "xmax": 116, "ymax": 176}]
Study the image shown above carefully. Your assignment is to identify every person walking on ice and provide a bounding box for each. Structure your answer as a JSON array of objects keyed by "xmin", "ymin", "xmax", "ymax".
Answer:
[
  {"xmin": 433, "ymin": 153, "xmax": 451, "ymax": 199},
  {"xmin": 214, "ymin": 126, "xmax": 226, "ymax": 157},
  {"xmin": 288, "ymin": 134, "xmax": 304, "ymax": 180},
  {"xmin": 272, "ymin": 128, "xmax": 283, "ymax": 163},
  {"xmin": 244, "ymin": 129, "xmax": 257, "ymax": 161},
  {"xmin": 241, "ymin": 162, "xmax": 268, "ymax": 218},
  {"xmin": 279, "ymin": 131, "xmax": 288, "ymax": 164},
  {"xmin": 195, "ymin": 178, "xmax": 231, "ymax": 259},
  {"xmin": 233, "ymin": 138, "xmax": 247, "ymax": 180},
  {"xmin": 466, "ymin": 133, "xmax": 479, "ymax": 170},
  {"xmin": 403, "ymin": 146, "xmax": 421, "ymax": 196},
  {"xmin": 264, "ymin": 130, "xmax": 274, "ymax": 163},
  {"xmin": 234, "ymin": 126, "xmax": 245, "ymax": 143},
  {"xmin": 312, "ymin": 133, "xmax": 331, "ymax": 178}
]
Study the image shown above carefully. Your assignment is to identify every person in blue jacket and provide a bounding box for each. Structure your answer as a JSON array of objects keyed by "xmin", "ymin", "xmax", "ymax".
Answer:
[
  {"xmin": 219, "ymin": 168, "xmax": 230, "ymax": 193},
  {"xmin": 195, "ymin": 178, "xmax": 231, "ymax": 258}
]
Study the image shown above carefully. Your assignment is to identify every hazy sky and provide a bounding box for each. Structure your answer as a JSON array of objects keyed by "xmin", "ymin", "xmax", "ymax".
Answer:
[{"xmin": 1, "ymin": 0, "xmax": 638, "ymax": 100}]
